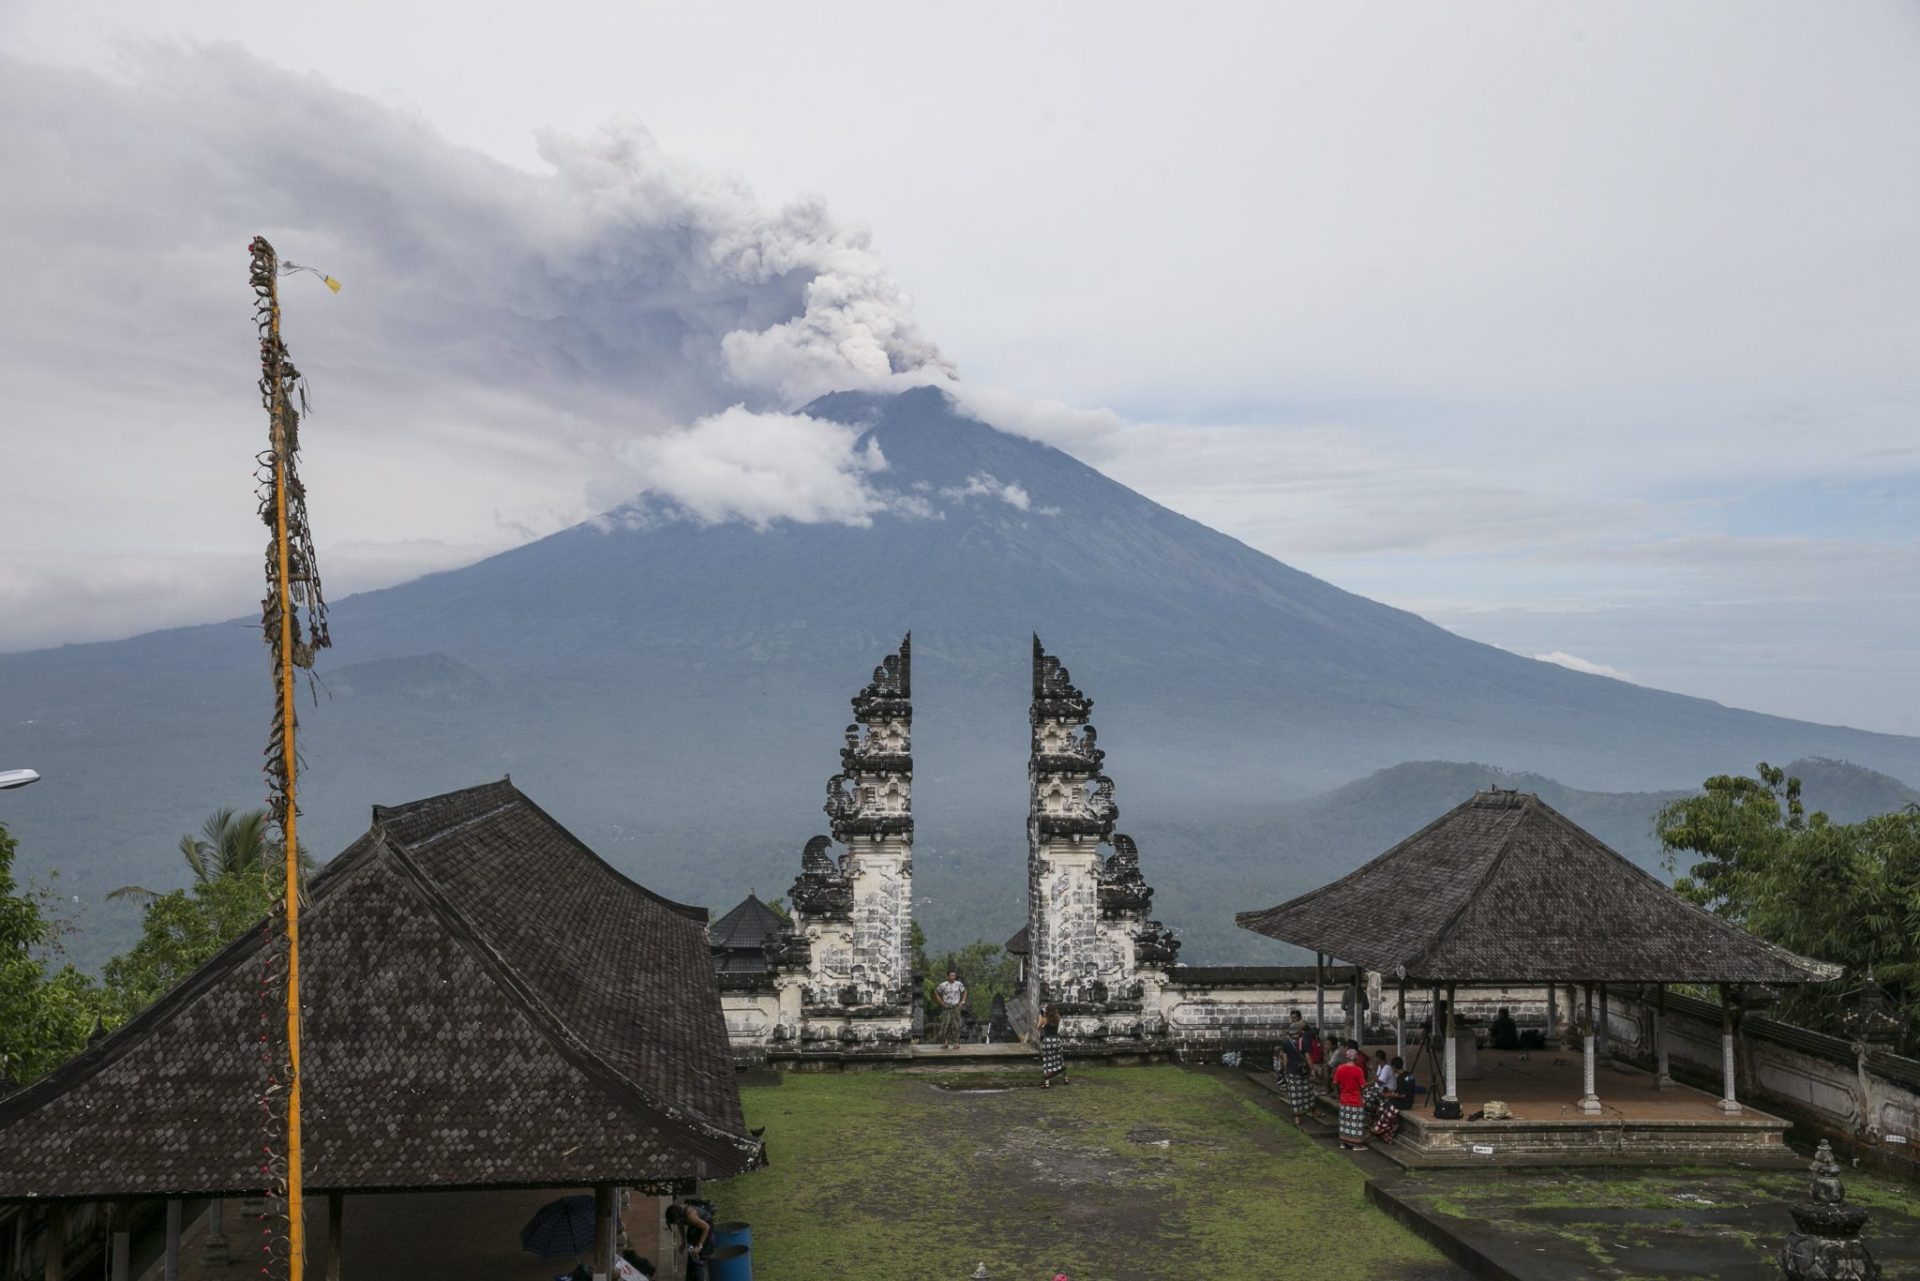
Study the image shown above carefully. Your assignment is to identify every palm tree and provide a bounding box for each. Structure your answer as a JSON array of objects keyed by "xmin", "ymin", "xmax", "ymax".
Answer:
[{"xmin": 108, "ymin": 807, "xmax": 309, "ymax": 902}]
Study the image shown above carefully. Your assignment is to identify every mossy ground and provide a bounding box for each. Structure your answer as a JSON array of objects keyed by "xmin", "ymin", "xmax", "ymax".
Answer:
[
  {"xmin": 712, "ymin": 1065, "xmax": 1456, "ymax": 1281},
  {"xmin": 1399, "ymin": 1164, "xmax": 1920, "ymax": 1280}
]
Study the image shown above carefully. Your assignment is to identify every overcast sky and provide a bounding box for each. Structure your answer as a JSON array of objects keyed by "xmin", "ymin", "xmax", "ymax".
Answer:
[{"xmin": 2, "ymin": 2, "xmax": 1916, "ymax": 735}]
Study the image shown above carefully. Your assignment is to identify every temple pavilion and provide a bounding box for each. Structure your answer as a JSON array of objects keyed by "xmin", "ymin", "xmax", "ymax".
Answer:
[
  {"xmin": 1238, "ymin": 788, "xmax": 1840, "ymax": 1165},
  {"xmin": 0, "ymin": 780, "xmax": 758, "ymax": 1278}
]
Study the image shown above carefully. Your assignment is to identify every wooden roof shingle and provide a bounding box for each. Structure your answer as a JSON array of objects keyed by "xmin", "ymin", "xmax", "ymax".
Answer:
[
  {"xmin": 1235, "ymin": 788, "xmax": 1841, "ymax": 986},
  {"xmin": 0, "ymin": 780, "xmax": 757, "ymax": 1200}
]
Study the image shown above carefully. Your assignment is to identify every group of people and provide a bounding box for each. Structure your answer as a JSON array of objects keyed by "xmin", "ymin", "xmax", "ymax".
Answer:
[{"xmin": 1272, "ymin": 1010, "xmax": 1416, "ymax": 1149}]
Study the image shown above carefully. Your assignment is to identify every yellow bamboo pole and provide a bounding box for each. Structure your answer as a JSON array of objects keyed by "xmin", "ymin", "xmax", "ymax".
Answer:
[{"xmin": 264, "ymin": 260, "xmax": 306, "ymax": 1281}]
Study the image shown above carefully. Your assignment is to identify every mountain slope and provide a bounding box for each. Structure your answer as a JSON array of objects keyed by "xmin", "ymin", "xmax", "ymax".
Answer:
[{"xmin": 2, "ymin": 386, "xmax": 1916, "ymax": 963}]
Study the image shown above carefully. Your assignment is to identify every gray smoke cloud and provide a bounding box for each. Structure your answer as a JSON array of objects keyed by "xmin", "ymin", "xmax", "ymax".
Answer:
[{"xmin": 0, "ymin": 44, "xmax": 959, "ymax": 646}]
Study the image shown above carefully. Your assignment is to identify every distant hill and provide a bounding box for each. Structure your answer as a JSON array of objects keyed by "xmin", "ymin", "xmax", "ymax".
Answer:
[
  {"xmin": 1134, "ymin": 755, "xmax": 1919, "ymax": 963},
  {"xmin": 2, "ymin": 387, "xmax": 1917, "ymax": 965}
]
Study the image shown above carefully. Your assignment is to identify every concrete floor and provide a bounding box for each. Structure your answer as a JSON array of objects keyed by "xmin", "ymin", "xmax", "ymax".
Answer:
[
  {"xmin": 155, "ymin": 1188, "xmax": 656, "ymax": 1281},
  {"xmin": 1410, "ymin": 1048, "xmax": 1775, "ymax": 1122}
]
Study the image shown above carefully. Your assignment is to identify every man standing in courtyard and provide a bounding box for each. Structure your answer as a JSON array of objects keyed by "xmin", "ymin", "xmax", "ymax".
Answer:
[{"xmin": 936, "ymin": 966, "xmax": 968, "ymax": 1049}]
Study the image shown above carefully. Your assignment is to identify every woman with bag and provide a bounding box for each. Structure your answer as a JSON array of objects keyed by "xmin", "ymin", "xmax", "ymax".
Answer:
[{"xmin": 1275, "ymin": 1030, "xmax": 1313, "ymax": 1124}]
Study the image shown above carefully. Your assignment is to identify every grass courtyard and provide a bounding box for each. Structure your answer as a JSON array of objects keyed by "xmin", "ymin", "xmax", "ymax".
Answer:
[{"xmin": 712, "ymin": 1065, "xmax": 1460, "ymax": 1281}]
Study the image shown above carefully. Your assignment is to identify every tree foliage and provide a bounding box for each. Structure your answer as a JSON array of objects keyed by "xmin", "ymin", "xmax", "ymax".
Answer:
[
  {"xmin": 0, "ymin": 822, "xmax": 99, "ymax": 1083},
  {"xmin": 98, "ymin": 870, "xmax": 277, "ymax": 1025},
  {"xmin": 1658, "ymin": 762, "xmax": 1920, "ymax": 1051},
  {"xmin": 923, "ymin": 938, "xmax": 1021, "ymax": 1023}
]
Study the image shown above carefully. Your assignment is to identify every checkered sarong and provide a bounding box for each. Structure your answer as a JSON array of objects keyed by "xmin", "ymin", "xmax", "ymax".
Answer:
[
  {"xmin": 1284, "ymin": 1072, "xmax": 1314, "ymax": 1117},
  {"xmin": 1338, "ymin": 1103, "xmax": 1367, "ymax": 1141}
]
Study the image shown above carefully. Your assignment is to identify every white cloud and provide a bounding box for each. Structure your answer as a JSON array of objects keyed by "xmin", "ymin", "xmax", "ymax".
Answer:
[
  {"xmin": 615, "ymin": 406, "xmax": 908, "ymax": 529},
  {"xmin": 1532, "ymin": 651, "xmax": 1636, "ymax": 682},
  {"xmin": 940, "ymin": 473, "xmax": 1033, "ymax": 512}
]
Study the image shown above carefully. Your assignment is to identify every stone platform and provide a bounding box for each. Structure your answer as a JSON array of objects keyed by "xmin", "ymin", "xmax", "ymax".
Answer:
[{"xmin": 1383, "ymin": 1050, "xmax": 1797, "ymax": 1168}]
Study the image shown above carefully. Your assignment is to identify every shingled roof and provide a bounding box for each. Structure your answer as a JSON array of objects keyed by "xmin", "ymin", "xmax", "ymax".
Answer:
[
  {"xmin": 0, "ymin": 780, "xmax": 758, "ymax": 1201},
  {"xmin": 709, "ymin": 894, "xmax": 786, "ymax": 968},
  {"xmin": 1235, "ymin": 789, "xmax": 1841, "ymax": 986}
]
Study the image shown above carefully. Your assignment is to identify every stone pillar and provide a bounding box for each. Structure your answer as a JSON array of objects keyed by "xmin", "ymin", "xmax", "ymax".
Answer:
[
  {"xmin": 1026, "ymin": 638, "xmax": 1169, "ymax": 1041},
  {"xmin": 1596, "ymin": 982, "xmax": 1610, "ymax": 1066},
  {"xmin": 1350, "ymin": 969, "xmax": 1363, "ymax": 1044},
  {"xmin": 1395, "ymin": 981, "xmax": 1406, "ymax": 1060},
  {"xmin": 1653, "ymin": 985, "xmax": 1673, "ymax": 1089},
  {"xmin": 164, "ymin": 1199, "xmax": 182, "ymax": 1281},
  {"xmin": 201, "ymin": 1198, "xmax": 229, "ymax": 1265},
  {"xmin": 326, "ymin": 1192, "xmax": 343, "ymax": 1281},
  {"xmin": 781, "ymin": 636, "xmax": 916, "ymax": 1047},
  {"xmin": 1546, "ymin": 983, "xmax": 1558, "ymax": 1049},
  {"xmin": 1579, "ymin": 984, "xmax": 1602, "ymax": 1114},
  {"xmin": 1717, "ymin": 989, "xmax": 1741, "ymax": 1114},
  {"xmin": 1443, "ymin": 983, "xmax": 1459, "ymax": 1105}
]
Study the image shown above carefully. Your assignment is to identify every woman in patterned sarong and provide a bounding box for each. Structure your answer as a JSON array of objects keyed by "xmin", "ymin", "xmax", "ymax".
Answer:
[
  {"xmin": 1275, "ymin": 1031, "xmax": 1313, "ymax": 1124},
  {"xmin": 1372, "ymin": 1056, "xmax": 1411, "ymax": 1143},
  {"xmin": 1038, "ymin": 1004, "xmax": 1069, "ymax": 1087},
  {"xmin": 1332, "ymin": 1047, "xmax": 1369, "ymax": 1150}
]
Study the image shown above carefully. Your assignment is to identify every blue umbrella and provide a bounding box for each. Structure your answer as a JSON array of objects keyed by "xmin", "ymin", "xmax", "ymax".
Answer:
[{"xmin": 519, "ymin": 1194, "xmax": 598, "ymax": 1259}]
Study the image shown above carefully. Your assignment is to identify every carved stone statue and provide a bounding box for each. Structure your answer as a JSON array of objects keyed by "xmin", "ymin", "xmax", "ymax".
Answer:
[{"xmin": 1780, "ymin": 1140, "xmax": 1880, "ymax": 1280}]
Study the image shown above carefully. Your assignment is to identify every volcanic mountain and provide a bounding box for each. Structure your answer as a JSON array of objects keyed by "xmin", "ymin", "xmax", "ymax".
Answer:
[{"xmin": 5, "ymin": 386, "xmax": 1916, "ymax": 960}]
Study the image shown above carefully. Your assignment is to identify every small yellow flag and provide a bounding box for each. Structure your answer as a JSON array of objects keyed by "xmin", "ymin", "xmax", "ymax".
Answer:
[{"xmin": 323, "ymin": 276, "xmax": 343, "ymax": 294}]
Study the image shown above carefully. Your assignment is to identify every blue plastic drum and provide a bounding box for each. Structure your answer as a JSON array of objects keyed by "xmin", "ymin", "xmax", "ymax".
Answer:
[{"xmin": 707, "ymin": 1242, "xmax": 751, "ymax": 1281}]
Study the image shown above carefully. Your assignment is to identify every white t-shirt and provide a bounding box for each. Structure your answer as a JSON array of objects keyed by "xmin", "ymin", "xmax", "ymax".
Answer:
[
  {"xmin": 614, "ymin": 1258, "xmax": 648, "ymax": 1281},
  {"xmin": 936, "ymin": 980, "xmax": 966, "ymax": 1008}
]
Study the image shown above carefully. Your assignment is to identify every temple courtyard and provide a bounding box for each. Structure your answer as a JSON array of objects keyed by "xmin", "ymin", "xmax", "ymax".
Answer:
[
  {"xmin": 721, "ymin": 1064, "xmax": 1462, "ymax": 1280},
  {"xmin": 715, "ymin": 1064, "xmax": 1920, "ymax": 1281}
]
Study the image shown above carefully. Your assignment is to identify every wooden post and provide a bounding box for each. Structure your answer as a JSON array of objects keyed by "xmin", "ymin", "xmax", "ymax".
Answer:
[
  {"xmin": 164, "ymin": 1199, "xmax": 182, "ymax": 1281},
  {"xmin": 326, "ymin": 1193, "xmax": 343, "ymax": 1281},
  {"xmin": 1579, "ymin": 984, "xmax": 1602, "ymax": 1113},
  {"xmin": 1547, "ymin": 983, "xmax": 1559, "ymax": 1048},
  {"xmin": 1653, "ymin": 985, "xmax": 1673, "ymax": 1088},
  {"xmin": 1314, "ymin": 953, "xmax": 1326, "ymax": 1036},
  {"xmin": 109, "ymin": 1208, "xmax": 130, "ymax": 1281},
  {"xmin": 594, "ymin": 1184, "xmax": 615, "ymax": 1279},
  {"xmin": 1442, "ymin": 982, "xmax": 1458, "ymax": 1104},
  {"xmin": 45, "ymin": 1204, "xmax": 64, "ymax": 1281},
  {"xmin": 202, "ymin": 1197, "xmax": 230, "ymax": 1264},
  {"xmin": 1395, "ymin": 980, "xmax": 1406, "ymax": 1060},
  {"xmin": 1717, "ymin": 985, "xmax": 1741, "ymax": 1114}
]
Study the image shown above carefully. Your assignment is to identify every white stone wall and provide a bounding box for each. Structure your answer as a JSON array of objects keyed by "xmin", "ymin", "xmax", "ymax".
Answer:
[{"xmin": 1602, "ymin": 987, "xmax": 1920, "ymax": 1163}]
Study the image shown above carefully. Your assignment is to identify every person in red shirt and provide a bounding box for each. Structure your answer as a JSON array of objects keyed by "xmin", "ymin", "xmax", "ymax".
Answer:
[{"xmin": 1331, "ymin": 1047, "xmax": 1370, "ymax": 1150}]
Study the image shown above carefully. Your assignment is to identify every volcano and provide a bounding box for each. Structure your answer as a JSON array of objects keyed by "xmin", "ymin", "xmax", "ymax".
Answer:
[{"xmin": 4, "ymin": 386, "xmax": 1916, "ymax": 960}]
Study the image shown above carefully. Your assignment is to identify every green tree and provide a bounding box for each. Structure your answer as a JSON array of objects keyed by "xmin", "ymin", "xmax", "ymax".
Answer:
[
  {"xmin": 1659, "ymin": 763, "xmax": 1920, "ymax": 1050},
  {"xmin": 99, "ymin": 868, "xmax": 278, "ymax": 1024},
  {"xmin": 923, "ymin": 938, "xmax": 1021, "ymax": 1023},
  {"xmin": 109, "ymin": 806, "xmax": 297, "ymax": 902},
  {"xmin": 0, "ymin": 822, "xmax": 100, "ymax": 1082}
]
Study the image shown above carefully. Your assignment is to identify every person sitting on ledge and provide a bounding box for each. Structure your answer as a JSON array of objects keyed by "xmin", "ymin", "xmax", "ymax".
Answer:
[{"xmin": 1489, "ymin": 1006, "xmax": 1521, "ymax": 1051}]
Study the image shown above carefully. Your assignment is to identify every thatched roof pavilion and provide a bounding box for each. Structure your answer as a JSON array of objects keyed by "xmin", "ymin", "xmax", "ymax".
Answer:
[
  {"xmin": 1237, "ymin": 789, "xmax": 1839, "ymax": 1114},
  {"xmin": 0, "ymin": 780, "xmax": 757, "ymax": 1274}
]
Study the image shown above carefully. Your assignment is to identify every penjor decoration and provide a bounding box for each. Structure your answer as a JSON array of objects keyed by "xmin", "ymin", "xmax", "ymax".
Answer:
[{"xmin": 248, "ymin": 235, "xmax": 337, "ymax": 1281}]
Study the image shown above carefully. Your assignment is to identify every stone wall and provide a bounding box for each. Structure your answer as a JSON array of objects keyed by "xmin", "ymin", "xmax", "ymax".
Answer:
[{"xmin": 1601, "ymin": 986, "xmax": 1920, "ymax": 1174}]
